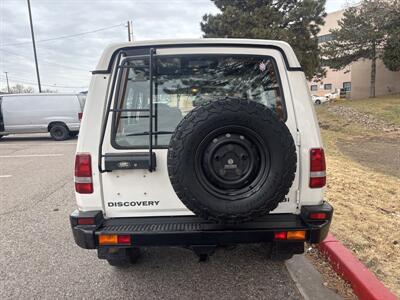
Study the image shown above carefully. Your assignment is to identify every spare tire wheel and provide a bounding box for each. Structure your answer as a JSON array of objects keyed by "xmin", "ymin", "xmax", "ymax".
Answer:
[{"xmin": 167, "ymin": 98, "xmax": 297, "ymax": 223}]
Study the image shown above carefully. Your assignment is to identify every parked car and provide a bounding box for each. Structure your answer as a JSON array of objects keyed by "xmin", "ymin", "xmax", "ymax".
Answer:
[
  {"xmin": 311, "ymin": 95, "xmax": 329, "ymax": 104},
  {"xmin": 70, "ymin": 39, "xmax": 333, "ymax": 266},
  {"xmin": 0, "ymin": 93, "xmax": 85, "ymax": 141},
  {"xmin": 325, "ymin": 91, "xmax": 340, "ymax": 100}
]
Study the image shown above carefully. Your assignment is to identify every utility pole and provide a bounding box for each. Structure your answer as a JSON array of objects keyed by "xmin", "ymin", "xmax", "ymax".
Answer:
[
  {"xmin": 4, "ymin": 72, "xmax": 10, "ymax": 93},
  {"xmin": 126, "ymin": 20, "xmax": 133, "ymax": 42},
  {"xmin": 27, "ymin": 0, "xmax": 42, "ymax": 92}
]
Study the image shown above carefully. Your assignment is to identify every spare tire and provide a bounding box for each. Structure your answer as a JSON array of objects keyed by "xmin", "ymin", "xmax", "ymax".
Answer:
[{"xmin": 167, "ymin": 98, "xmax": 297, "ymax": 223}]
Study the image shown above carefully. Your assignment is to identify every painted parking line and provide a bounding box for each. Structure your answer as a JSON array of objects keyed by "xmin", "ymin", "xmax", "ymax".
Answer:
[
  {"xmin": 0, "ymin": 154, "xmax": 64, "ymax": 158},
  {"xmin": 0, "ymin": 142, "xmax": 77, "ymax": 146},
  {"xmin": 0, "ymin": 175, "xmax": 12, "ymax": 178}
]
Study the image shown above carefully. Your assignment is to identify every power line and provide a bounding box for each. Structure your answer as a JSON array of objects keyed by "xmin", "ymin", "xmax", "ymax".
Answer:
[
  {"xmin": 0, "ymin": 49, "xmax": 92, "ymax": 72},
  {"xmin": 0, "ymin": 75, "xmax": 87, "ymax": 89},
  {"xmin": 1, "ymin": 23, "xmax": 125, "ymax": 47}
]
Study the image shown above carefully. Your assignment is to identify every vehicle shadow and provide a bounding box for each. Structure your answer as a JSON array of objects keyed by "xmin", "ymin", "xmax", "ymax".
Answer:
[
  {"xmin": 106, "ymin": 244, "xmax": 301, "ymax": 299},
  {"xmin": 0, "ymin": 134, "xmax": 78, "ymax": 142}
]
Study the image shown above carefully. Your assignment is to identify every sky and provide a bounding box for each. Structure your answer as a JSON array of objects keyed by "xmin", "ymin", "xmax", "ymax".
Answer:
[{"xmin": 0, "ymin": 0, "xmax": 349, "ymax": 93}]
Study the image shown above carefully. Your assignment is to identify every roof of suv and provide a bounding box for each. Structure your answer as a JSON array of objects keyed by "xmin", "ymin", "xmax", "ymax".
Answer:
[{"xmin": 94, "ymin": 38, "xmax": 301, "ymax": 73}]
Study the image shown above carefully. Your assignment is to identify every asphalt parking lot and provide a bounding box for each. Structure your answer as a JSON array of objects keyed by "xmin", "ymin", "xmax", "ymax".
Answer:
[{"xmin": 0, "ymin": 134, "xmax": 303, "ymax": 299}]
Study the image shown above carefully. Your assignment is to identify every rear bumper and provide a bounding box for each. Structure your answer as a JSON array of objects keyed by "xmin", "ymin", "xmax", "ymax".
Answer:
[
  {"xmin": 66, "ymin": 123, "xmax": 80, "ymax": 131},
  {"xmin": 70, "ymin": 202, "xmax": 333, "ymax": 250}
]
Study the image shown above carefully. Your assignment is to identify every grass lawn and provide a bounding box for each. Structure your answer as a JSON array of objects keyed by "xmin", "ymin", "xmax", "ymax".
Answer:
[
  {"xmin": 314, "ymin": 95, "xmax": 400, "ymax": 296},
  {"xmin": 333, "ymin": 94, "xmax": 400, "ymax": 126}
]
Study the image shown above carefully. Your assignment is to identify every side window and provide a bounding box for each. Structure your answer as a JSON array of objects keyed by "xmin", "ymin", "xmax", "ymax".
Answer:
[{"xmin": 113, "ymin": 54, "xmax": 285, "ymax": 149}]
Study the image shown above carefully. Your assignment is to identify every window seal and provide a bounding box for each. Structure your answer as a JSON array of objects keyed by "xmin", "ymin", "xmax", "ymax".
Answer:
[{"xmin": 92, "ymin": 43, "xmax": 303, "ymax": 74}]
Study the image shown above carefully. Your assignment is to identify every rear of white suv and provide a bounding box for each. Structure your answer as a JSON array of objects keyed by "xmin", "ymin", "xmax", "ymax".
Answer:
[{"xmin": 70, "ymin": 39, "xmax": 333, "ymax": 265}]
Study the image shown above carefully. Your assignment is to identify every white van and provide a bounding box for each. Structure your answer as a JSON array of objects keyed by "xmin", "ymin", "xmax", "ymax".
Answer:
[{"xmin": 0, "ymin": 93, "xmax": 85, "ymax": 140}]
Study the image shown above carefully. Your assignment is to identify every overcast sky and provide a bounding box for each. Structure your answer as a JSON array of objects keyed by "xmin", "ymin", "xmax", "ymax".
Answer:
[{"xmin": 0, "ymin": 0, "xmax": 349, "ymax": 93}]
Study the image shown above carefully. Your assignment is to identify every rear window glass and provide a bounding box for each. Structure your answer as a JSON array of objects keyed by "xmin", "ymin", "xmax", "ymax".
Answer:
[{"xmin": 112, "ymin": 54, "xmax": 285, "ymax": 148}]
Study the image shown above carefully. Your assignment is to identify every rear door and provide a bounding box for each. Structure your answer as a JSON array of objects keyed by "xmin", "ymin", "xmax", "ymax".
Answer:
[
  {"xmin": 52, "ymin": 95, "xmax": 81, "ymax": 130},
  {"xmin": 100, "ymin": 46, "xmax": 300, "ymax": 218},
  {"xmin": 35, "ymin": 95, "xmax": 81, "ymax": 131}
]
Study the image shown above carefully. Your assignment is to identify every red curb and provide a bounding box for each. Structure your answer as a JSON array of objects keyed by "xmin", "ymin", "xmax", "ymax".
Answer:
[{"xmin": 319, "ymin": 233, "xmax": 398, "ymax": 300}]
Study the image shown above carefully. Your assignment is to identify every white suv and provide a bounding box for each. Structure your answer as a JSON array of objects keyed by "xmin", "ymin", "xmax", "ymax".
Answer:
[{"xmin": 70, "ymin": 39, "xmax": 333, "ymax": 266}]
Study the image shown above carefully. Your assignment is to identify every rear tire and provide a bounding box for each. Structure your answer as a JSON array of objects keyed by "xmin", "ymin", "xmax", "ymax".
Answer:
[
  {"xmin": 315, "ymin": 100, "xmax": 321, "ymax": 105},
  {"xmin": 106, "ymin": 247, "xmax": 141, "ymax": 268},
  {"xmin": 49, "ymin": 124, "xmax": 70, "ymax": 141},
  {"xmin": 69, "ymin": 131, "xmax": 79, "ymax": 138},
  {"xmin": 263, "ymin": 242, "xmax": 304, "ymax": 261},
  {"xmin": 168, "ymin": 98, "xmax": 297, "ymax": 223}
]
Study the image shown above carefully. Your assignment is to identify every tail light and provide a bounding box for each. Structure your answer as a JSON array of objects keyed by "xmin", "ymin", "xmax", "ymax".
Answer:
[
  {"xmin": 78, "ymin": 112, "xmax": 83, "ymax": 121},
  {"xmin": 309, "ymin": 212, "xmax": 328, "ymax": 220},
  {"xmin": 274, "ymin": 232, "xmax": 287, "ymax": 240},
  {"xmin": 98, "ymin": 234, "xmax": 131, "ymax": 245},
  {"xmin": 309, "ymin": 148, "xmax": 326, "ymax": 188},
  {"xmin": 274, "ymin": 230, "xmax": 306, "ymax": 240},
  {"xmin": 75, "ymin": 153, "xmax": 93, "ymax": 194},
  {"xmin": 77, "ymin": 217, "xmax": 95, "ymax": 225}
]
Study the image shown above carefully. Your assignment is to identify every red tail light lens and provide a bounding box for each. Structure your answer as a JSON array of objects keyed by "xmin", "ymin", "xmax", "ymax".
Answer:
[
  {"xmin": 117, "ymin": 235, "xmax": 131, "ymax": 244},
  {"xmin": 309, "ymin": 148, "xmax": 326, "ymax": 188},
  {"xmin": 274, "ymin": 232, "xmax": 287, "ymax": 240},
  {"xmin": 77, "ymin": 217, "xmax": 95, "ymax": 225},
  {"xmin": 75, "ymin": 153, "xmax": 93, "ymax": 194},
  {"xmin": 309, "ymin": 212, "xmax": 328, "ymax": 220},
  {"xmin": 310, "ymin": 177, "xmax": 326, "ymax": 188},
  {"xmin": 78, "ymin": 112, "xmax": 83, "ymax": 121}
]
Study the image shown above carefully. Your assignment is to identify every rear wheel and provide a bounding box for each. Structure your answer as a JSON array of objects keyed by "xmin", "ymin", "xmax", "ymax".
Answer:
[
  {"xmin": 315, "ymin": 100, "xmax": 321, "ymax": 105},
  {"xmin": 263, "ymin": 242, "xmax": 304, "ymax": 261},
  {"xmin": 106, "ymin": 247, "xmax": 141, "ymax": 267},
  {"xmin": 69, "ymin": 131, "xmax": 79, "ymax": 138},
  {"xmin": 49, "ymin": 124, "xmax": 70, "ymax": 141}
]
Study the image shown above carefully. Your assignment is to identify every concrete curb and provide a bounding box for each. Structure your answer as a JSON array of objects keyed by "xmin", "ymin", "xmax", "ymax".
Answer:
[
  {"xmin": 319, "ymin": 233, "xmax": 398, "ymax": 300},
  {"xmin": 286, "ymin": 255, "xmax": 341, "ymax": 300}
]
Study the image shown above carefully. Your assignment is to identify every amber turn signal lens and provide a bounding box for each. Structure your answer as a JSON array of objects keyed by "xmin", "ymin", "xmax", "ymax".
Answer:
[
  {"xmin": 287, "ymin": 230, "xmax": 306, "ymax": 240},
  {"xmin": 99, "ymin": 234, "xmax": 118, "ymax": 245}
]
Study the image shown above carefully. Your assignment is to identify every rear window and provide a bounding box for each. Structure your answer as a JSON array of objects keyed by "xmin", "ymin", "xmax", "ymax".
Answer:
[{"xmin": 112, "ymin": 54, "xmax": 285, "ymax": 148}]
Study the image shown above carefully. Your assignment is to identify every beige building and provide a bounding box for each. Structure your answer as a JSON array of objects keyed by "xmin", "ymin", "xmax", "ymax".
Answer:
[{"xmin": 309, "ymin": 9, "xmax": 400, "ymax": 99}]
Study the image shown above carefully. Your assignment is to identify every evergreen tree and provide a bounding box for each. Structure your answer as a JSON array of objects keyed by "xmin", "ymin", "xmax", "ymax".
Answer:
[
  {"xmin": 383, "ymin": 30, "xmax": 400, "ymax": 72},
  {"xmin": 201, "ymin": 0, "xmax": 327, "ymax": 80},
  {"xmin": 321, "ymin": 0, "xmax": 395, "ymax": 98},
  {"xmin": 383, "ymin": 1, "xmax": 400, "ymax": 72}
]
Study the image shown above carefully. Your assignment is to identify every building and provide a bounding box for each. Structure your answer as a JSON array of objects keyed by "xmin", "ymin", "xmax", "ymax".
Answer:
[{"xmin": 309, "ymin": 9, "xmax": 400, "ymax": 99}]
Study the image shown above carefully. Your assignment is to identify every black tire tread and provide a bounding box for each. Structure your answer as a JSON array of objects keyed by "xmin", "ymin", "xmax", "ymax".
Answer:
[
  {"xmin": 168, "ymin": 98, "xmax": 296, "ymax": 223},
  {"xmin": 106, "ymin": 248, "xmax": 141, "ymax": 267},
  {"xmin": 49, "ymin": 124, "xmax": 70, "ymax": 141}
]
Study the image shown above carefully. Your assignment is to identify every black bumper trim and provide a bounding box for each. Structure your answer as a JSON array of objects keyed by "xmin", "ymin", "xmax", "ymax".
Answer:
[
  {"xmin": 70, "ymin": 210, "xmax": 104, "ymax": 249},
  {"xmin": 70, "ymin": 202, "xmax": 332, "ymax": 249}
]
